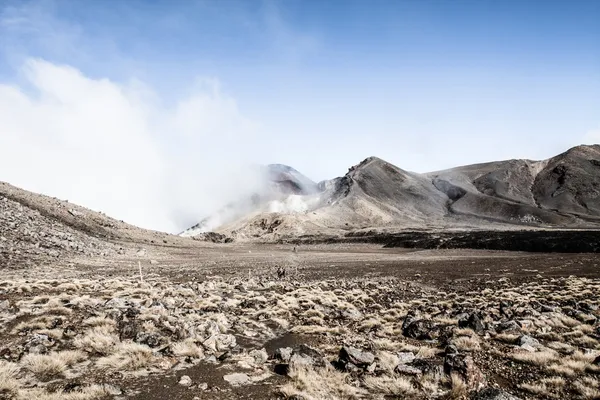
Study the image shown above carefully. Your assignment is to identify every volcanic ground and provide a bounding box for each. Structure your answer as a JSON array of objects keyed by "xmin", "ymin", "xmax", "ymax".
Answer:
[{"xmin": 2, "ymin": 146, "xmax": 600, "ymax": 400}]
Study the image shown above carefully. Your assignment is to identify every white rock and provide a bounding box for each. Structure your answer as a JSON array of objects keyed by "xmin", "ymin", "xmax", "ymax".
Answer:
[
  {"xmin": 223, "ymin": 373, "xmax": 250, "ymax": 386},
  {"xmin": 179, "ymin": 375, "xmax": 192, "ymax": 386},
  {"xmin": 249, "ymin": 348, "xmax": 269, "ymax": 365}
]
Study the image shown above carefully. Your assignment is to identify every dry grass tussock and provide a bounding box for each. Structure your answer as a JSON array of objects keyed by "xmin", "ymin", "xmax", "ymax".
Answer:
[
  {"xmin": 573, "ymin": 377, "xmax": 600, "ymax": 399},
  {"xmin": 290, "ymin": 325, "xmax": 346, "ymax": 335},
  {"xmin": 519, "ymin": 382, "xmax": 559, "ymax": 398},
  {"xmin": 18, "ymin": 385, "xmax": 108, "ymax": 400},
  {"xmin": 452, "ymin": 335, "xmax": 481, "ymax": 351},
  {"xmin": 0, "ymin": 360, "xmax": 20, "ymax": 397},
  {"xmin": 21, "ymin": 353, "xmax": 73, "ymax": 382},
  {"xmin": 96, "ymin": 342, "xmax": 154, "ymax": 371},
  {"xmin": 399, "ymin": 343, "xmax": 440, "ymax": 358},
  {"xmin": 510, "ymin": 349, "xmax": 558, "ymax": 366},
  {"xmin": 363, "ymin": 375, "xmax": 417, "ymax": 397},
  {"xmin": 73, "ymin": 325, "xmax": 118, "ymax": 355},
  {"xmin": 493, "ymin": 333, "xmax": 519, "ymax": 344},
  {"xmin": 375, "ymin": 351, "xmax": 399, "ymax": 373},
  {"xmin": 279, "ymin": 363, "xmax": 365, "ymax": 399},
  {"xmin": 172, "ymin": 339, "xmax": 204, "ymax": 358},
  {"xmin": 448, "ymin": 372, "xmax": 467, "ymax": 400},
  {"xmin": 1, "ymin": 273, "xmax": 599, "ymax": 399}
]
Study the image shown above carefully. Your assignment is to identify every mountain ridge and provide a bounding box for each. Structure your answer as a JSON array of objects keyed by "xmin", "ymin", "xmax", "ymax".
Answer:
[{"xmin": 182, "ymin": 144, "xmax": 600, "ymax": 239}]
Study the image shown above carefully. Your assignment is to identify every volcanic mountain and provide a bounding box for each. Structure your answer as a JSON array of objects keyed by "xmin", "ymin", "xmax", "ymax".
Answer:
[
  {"xmin": 181, "ymin": 144, "xmax": 600, "ymax": 239},
  {"xmin": 180, "ymin": 164, "xmax": 320, "ymax": 236}
]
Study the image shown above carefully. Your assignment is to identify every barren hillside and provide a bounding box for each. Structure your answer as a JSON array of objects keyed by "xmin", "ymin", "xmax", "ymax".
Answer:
[
  {"xmin": 0, "ymin": 181, "xmax": 188, "ymax": 268},
  {"xmin": 186, "ymin": 145, "xmax": 600, "ymax": 241}
]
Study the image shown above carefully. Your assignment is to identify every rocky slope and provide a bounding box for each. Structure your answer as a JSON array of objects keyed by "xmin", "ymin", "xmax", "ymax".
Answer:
[
  {"xmin": 0, "ymin": 181, "xmax": 184, "ymax": 268},
  {"xmin": 186, "ymin": 145, "xmax": 600, "ymax": 240}
]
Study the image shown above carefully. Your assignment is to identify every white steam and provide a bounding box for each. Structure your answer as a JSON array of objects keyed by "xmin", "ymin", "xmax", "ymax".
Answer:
[
  {"xmin": 267, "ymin": 194, "xmax": 320, "ymax": 214},
  {"xmin": 0, "ymin": 59, "xmax": 269, "ymax": 233}
]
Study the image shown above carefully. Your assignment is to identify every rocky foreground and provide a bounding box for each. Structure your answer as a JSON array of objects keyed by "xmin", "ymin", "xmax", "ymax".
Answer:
[{"xmin": 1, "ymin": 271, "xmax": 599, "ymax": 399}]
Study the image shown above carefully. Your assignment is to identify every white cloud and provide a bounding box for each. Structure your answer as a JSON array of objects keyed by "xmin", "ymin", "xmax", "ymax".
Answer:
[{"xmin": 0, "ymin": 59, "xmax": 266, "ymax": 232}]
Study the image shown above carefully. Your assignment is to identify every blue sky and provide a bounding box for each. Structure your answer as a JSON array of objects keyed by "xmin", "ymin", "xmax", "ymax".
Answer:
[{"xmin": 0, "ymin": 0, "xmax": 599, "ymax": 231}]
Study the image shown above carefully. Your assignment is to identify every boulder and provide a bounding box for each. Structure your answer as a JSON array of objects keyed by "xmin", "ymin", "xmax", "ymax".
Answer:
[
  {"xmin": 249, "ymin": 348, "xmax": 268, "ymax": 365},
  {"xmin": 458, "ymin": 313, "xmax": 485, "ymax": 334},
  {"xmin": 223, "ymin": 373, "xmax": 250, "ymax": 386},
  {"xmin": 203, "ymin": 334, "xmax": 236, "ymax": 353},
  {"xmin": 495, "ymin": 321, "xmax": 521, "ymax": 333},
  {"xmin": 394, "ymin": 364, "xmax": 422, "ymax": 376},
  {"xmin": 288, "ymin": 353, "xmax": 315, "ymax": 370},
  {"xmin": 397, "ymin": 351, "xmax": 416, "ymax": 364},
  {"xmin": 178, "ymin": 375, "xmax": 192, "ymax": 387},
  {"xmin": 517, "ymin": 335, "xmax": 540, "ymax": 352},
  {"xmin": 273, "ymin": 347, "xmax": 293, "ymax": 363},
  {"xmin": 403, "ymin": 319, "xmax": 439, "ymax": 340},
  {"xmin": 338, "ymin": 346, "xmax": 375, "ymax": 369}
]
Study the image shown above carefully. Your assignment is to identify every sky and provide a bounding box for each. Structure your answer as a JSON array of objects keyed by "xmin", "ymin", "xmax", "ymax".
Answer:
[{"xmin": 0, "ymin": 0, "xmax": 599, "ymax": 232}]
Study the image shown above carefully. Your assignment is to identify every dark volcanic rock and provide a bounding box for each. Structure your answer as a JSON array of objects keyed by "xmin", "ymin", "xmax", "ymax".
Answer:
[
  {"xmin": 274, "ymin": 344, "xmax": 326, "ymax": 375},
  {"xmin": 458, "ymin": 313, "xmax": 485, "ymax": 334},
  {"xmin": 338, "ymin": 346, "xmax": 375, "ymax": 370},
  {"xmin": 403, "ymin": 318, "xmax": 439, "ymax": 340},
  {"xmin": 394, "ymin": 364, "xmax": 422, "ymax": 376},
  {"xmin": 495, "ymin": 320, "xmax": 521, "ymax": 333}
]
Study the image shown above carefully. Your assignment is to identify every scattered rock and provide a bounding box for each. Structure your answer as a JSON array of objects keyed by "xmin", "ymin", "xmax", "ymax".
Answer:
[
  {"xmin": 103, "ymin": 385, "xmax": 122, "ymax": 395},
  {"xmin": 495, "ymin": 320, "xmax": 521, "ymax": 333},
  {"xmin": 289, "ymin": 353, "xmax": 315, "ymax": 370},
  {"xmin": 458, "ymin": 313, "xmax": 485, "ymax": 333},
  {"xmin": 273, "ymin": 347, "xmax": 293, "ymax": 363},
  {"xmin": 223, "ymin": 373, "xmax": 250, "ymax": 386},
  {"xmin": 397, "ymin": 351, "xmax": 416, "ymax": 364},
  {"xmin": 179, "ymin": 375, "xmax": 192, "ymax": 387},
  {"xmin": 338, "ymin": 346, "xmax": 375, "ymax": 370},
  {"xmin": 517, "ymin": 335, "xmax": 541, "ymax": 352},
  {"xmin": 394, "ymin": 364, "xmax": 422, "ymax": 376},
  {"xmin": 203, "ymin": 334, "xmax": 236, "ymax": 353},
  {"xmin": 249, "ymin": 348, "xmax": 268, "ymax": 365},
  {"xmin": 403, "ymin": 318, "xmax": 439, "ymax": 340}
]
